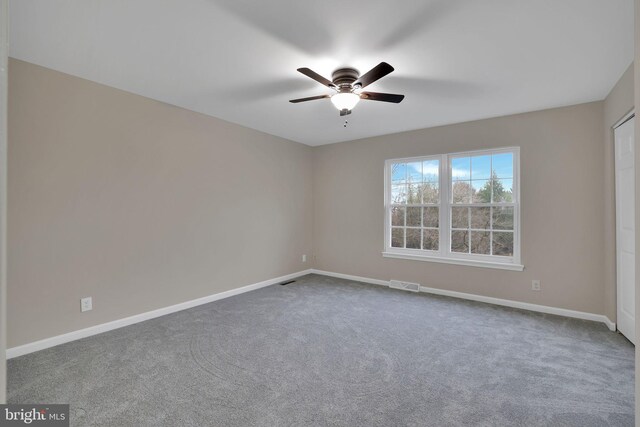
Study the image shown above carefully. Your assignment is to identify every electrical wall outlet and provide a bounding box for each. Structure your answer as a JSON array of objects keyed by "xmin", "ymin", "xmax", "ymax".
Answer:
[
  {"xmin": 302, "ymin": 254, "xmax": 307, "ymax": 263},
  {"xmin": 81, "ymin": 297, "xmax": 93, "ymax": 312},
  {"xmin": 531, "ymin": 280, "xmax": 541, "ymax": 291}
]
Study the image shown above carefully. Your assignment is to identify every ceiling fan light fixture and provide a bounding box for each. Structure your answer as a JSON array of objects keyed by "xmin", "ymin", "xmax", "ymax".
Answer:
[{"xmin": 330, "ymin": 92, "xmax": 360, "ymax": 111}]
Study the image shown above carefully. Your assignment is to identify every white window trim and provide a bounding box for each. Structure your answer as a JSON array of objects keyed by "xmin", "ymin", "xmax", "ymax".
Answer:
[{"xmin": 382, "ymin": 147, "xmax": 523, "ymax": 271}]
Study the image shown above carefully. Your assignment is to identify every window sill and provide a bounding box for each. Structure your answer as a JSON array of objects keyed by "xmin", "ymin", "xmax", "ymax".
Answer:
[{"xmin": 382, "ymin": 251, "xmax": 525, "ymax": 271}]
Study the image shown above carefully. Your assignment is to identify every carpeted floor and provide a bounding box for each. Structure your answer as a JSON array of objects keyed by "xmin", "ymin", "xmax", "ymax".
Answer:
[{"xmin": 8, "ymin": 274, "xmax": 635, "ymax": 426}]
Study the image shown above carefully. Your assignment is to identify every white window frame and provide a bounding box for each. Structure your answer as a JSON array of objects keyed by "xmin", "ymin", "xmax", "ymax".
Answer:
[{"xmin": 383, "ymin": 147, "xmax": 523, "ymax": 271}]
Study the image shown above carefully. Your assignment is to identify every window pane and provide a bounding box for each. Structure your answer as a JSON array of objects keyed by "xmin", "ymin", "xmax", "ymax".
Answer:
[
  {"xmin": 423, "ymin": 207, "xmax": 439, "ymax": 228},
  {"xmin": 492, "ymin": 153, "xmax": 513, "ymax": 178},
  {"xmin": 451, "ymin": 230, "xmax": 469, "ymax": 253},
  {"xmin": 422, "ymin": 183, "xmax": 439, "ymax": 204},
  {"xmin": 407, "ymin": 162, "xmax": 422, "ymax": 183},
  {"xmin": 470, "ymin": 207, "xmax": 491, "ymax": 229},
  {"xmin": 492, "ymin": 206, "xmax": 514, "ymax": 230},
  {"xmin": 451, "ymin": 157, "xmax": 470, "ymax": 180},
  {"xmin": 472, "ymin": 180, "xmax": 491, "ymax": 203},
  {"xmin": 423, "ymin": 160, "xmax": 439, "ymax": 182},
  {"xmin": 423, "ymin": 229, "xmax": 439, "ymax": 251},
  {"xmin": 451, "ymin": 207, "xmax": 469, "ymax": 229},
  {"xmin": 392, "ymin": 163, "xmax": 407, "ymax": 183},
  {"xmin": 452, "ymin": 181, "xmax": 471, "ymax": 203},
  {"xmin": 471, "ymin": 155, "xmax": 491, "ymax": 180},
  {"xmin": 492, "ymin": 231, "xmax": 513, "ymax": 256},
  {"xmin": 392, "ymin": 228, "xmax": 404, "ymax": 248},
  {"xmin": 406, "ymin": 207, "xmax": 421, "ymax": 227},
  {"xmin": 470, "ymin": 231, "xmax": 491, "ymax": 254},
  {"xmin": 391, "ymin": 184, "xmax": 407, "ymax": 204},
  {"xmin": 407, "ymin": 183, "xmax": 422, "ymax": 204},
  {"xmin": 406, "ymin": 228, "xmax": 421, "ymax": 249},
  {"xmin": 493, "ymin": 178, "xmax": 513, "ymax": 203},
  {"xmin": 391, "ymin": 206, "xmax": 405, "ymax": 226}
]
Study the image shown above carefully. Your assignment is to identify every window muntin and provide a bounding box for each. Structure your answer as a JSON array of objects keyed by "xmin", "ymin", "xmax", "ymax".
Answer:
[{"xmin": 385, "ymin": 148, "xmax": 520, "ymax": 268}]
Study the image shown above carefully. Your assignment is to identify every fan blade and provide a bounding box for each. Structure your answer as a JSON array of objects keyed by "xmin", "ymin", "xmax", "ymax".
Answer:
[
  {"xmin": 360, "ymin": 91, "xmax": 405, "ymax": 103},
  {"xmin": 297, "ymin": 68, "xmax": 336, "ymax": 88},
  {"xmin": 339, "ymin": 109, "xmax": 352, "ymax": 116},
  {"xmin": 289, "ymin": 94, "xmax": 330, "ymax": 103},
  {"xmin": 354, "ymin": 62, "xmax": 394, "ymax": 89}
]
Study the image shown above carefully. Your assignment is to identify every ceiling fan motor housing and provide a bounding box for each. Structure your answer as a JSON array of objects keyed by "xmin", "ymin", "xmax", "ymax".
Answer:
[{"xmin": 331, "ymin": 68, "xmax": 360, "ymax": 89}]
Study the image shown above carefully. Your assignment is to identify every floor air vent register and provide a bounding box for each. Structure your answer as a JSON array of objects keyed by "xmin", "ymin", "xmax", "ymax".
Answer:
[
  {"xmin": 389, "ymin": 280, "xmax": 421, "ymax": 292},
  {"xmin": 279, "ymin": 280, "xmax": 296, "ymax": 286}
]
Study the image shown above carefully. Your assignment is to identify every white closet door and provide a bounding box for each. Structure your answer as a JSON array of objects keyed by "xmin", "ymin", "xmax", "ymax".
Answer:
[{"xmin": 615, "ymin": 116, "xmax": 635, "ymax": 343}]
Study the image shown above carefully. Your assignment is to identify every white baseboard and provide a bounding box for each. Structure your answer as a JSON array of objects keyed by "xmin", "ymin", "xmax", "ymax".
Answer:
[
  {"xmin": 310, "ymin": 269, "xmax": 616, "ymax": 331},
  {"xmin": 417, "ymin": 284, "xmax": 616, "ymax": 331},
  {"xmin": 7, "ymin": 269, "xmax": 313, "ymax": 359},
  {"xmin": 601, "ymin": 316, "xmax": 617, "ymax": 332},
  {"xmin": 310, "ymin": 269, "xmax": 389, "ymax": 287}
]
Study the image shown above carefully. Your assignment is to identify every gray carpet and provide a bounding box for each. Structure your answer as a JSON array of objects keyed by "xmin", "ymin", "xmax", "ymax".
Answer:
[{"xmin": 8, "ymin": 274, "xmax": 635, "ymax": 426}]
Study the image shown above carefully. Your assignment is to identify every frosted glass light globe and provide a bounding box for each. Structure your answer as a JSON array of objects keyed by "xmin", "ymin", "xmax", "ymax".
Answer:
[{"xmin": 331, "ymin": 92, "xmax": 360, "ymax": 111}]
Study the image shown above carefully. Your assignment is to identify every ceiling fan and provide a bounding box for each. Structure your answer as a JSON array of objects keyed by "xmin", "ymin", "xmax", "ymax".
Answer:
[{"xmin": 289, "ymin": 62, "xmax": 405, "ymax": 116}]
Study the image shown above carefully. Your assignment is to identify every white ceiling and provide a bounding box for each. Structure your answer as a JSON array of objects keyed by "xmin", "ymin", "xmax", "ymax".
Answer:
[{"xmin": 9, "ymin": 0, "xmax": 634, "ymax": 146}]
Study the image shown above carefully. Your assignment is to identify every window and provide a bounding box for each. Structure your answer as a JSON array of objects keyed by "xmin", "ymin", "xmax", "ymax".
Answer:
[{"xmin": 384, "ymin": 147, "xmax": 522, "ymax": 271}]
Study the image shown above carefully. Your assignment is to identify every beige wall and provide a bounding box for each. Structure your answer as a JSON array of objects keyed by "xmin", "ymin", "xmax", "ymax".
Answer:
[
  {"xmin": 313, "ymin": 102, "xmax": 606, "ymax": 315},
  {"xmin": 603, "ymin": 63, "xmax": 635, "ymax": 322},
  {"xmin": 0, "ymin": 0, "xmax": 7, "ymax": 403},
  {"xmin": 7, "ymin": 59, "xmax": 313, "ymax": 348}
]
